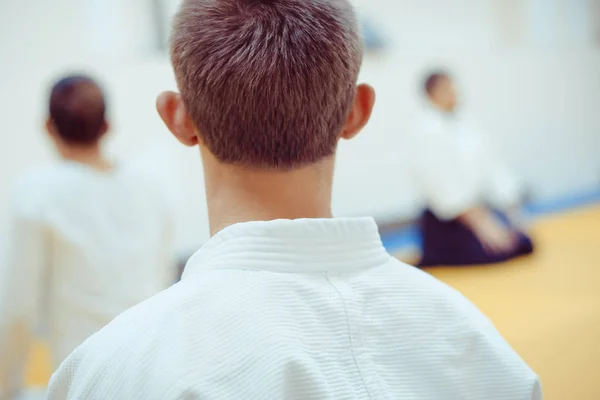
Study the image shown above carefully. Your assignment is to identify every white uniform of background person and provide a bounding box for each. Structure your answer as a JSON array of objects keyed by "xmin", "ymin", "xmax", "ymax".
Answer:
[
  {"xmin": 408, "ymin": 105, "xmax": 523, "ymax": 219},
  {"xmin": 0, "ymin": 161, "xmax": 175, "ymax": 398}
]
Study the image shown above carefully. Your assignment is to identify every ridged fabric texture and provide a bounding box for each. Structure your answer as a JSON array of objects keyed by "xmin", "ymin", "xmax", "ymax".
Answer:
[{"xmin": 48, "ymin": 218, "xmax": 540, "ymax": 400}]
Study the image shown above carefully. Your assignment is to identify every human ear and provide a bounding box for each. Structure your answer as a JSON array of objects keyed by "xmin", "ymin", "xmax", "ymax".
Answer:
[
  {"xmin": 156, "ymin": 91, "xmax": 198, "ymax": 146},
  {"xmin": 340, "ymin": 84, "xmax": 376, "ymax": 140}
]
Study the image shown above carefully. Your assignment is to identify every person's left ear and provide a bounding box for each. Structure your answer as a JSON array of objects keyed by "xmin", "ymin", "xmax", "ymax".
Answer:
[
  {"xmin": 156, "ymin": 91, "xmax": 198, "ymax": 146},
  {"xmin": 340, "ymin": 83, "xmax": 376, "ymax": 140}
]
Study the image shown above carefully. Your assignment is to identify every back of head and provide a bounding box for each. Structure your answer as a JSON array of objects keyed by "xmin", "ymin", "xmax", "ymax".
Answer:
[
  {"xmin": 171, "ymin": 0, "xmax": 363, "ymax": 170},
  {"xmin": 422, "ymin": 70, "xmax": 456, "ymax": 112},
  {"xmin": 49, "ymin": 75, "xmax": 107, "ymax": 146},
  {"xmin": 423, "ymin": 71, "xmax": 449, "ymax": 99}
]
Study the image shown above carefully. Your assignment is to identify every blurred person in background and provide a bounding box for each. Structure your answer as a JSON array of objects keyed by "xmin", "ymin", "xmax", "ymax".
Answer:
[
  {"xmin": 409, "ymin": 71, "xmax": 534, "ymax": 267},
  {"xmin": 0, "ymin": 75, "xmax": 175, "ymax": 399},
  {"xmin": 48, "ymin": 2, "xmax": 538, "ymax": 400}
]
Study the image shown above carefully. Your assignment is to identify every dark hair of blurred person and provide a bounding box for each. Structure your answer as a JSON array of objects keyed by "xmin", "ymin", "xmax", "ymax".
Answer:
[
  {"xmin": 424, "ymin": 71, "xmax": 447, "ymax": 95},
  {"xmin": 423, "ymin": 71, "xmax": 458, "ymax": 113},
  {"xmin": 46, "ymin": 75, "xmax": 111, "ymax": 170}
]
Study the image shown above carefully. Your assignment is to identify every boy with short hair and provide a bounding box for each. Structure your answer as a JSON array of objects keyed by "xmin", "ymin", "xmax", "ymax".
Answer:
[{"xmin": 48, "ymin": 2, "xmax": 540, "ymax": 399}]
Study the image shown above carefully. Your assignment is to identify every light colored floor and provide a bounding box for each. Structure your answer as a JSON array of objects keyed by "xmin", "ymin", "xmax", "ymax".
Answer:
[
  {"xmin": 25, "ymin": 206, "xmax": 600, "ymax": 399},
  {"xmin": 25, "ymin": 340, "xmax": 51, "ymax": 388},
  {"xmin": 426, "ymin": 205, "xmax": 600, "ymax": 400}
]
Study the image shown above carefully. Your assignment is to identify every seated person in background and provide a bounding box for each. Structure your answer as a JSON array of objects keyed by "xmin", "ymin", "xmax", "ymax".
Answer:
[
  {"xmin": 409, "ymin": 71, "xmax": 534, "ymax": 267},
  {"xmin": 48, "ymin": 3, "xmax": 540, "ymax": 400},
  {"xmin": 0, "ymin": 75, "xmax": 175, "ymax": 399}
]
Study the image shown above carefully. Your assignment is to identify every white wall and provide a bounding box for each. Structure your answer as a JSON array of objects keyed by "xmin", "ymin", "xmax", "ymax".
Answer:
[{"xmin": 1, "ymin": 0, "xmax": 599, "ymax": 254}]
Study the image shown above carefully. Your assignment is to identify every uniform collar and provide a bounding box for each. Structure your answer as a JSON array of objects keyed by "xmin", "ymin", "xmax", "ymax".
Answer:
[{"xmin": 182, "ymin": 217, "xmax": 391, "ymax": 277}]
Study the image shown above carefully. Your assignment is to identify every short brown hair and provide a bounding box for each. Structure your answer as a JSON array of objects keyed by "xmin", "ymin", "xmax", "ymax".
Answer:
[
  {"xmin": 49, "ymin": 75, "xmax": 106, "ymax": 146},
  {"xmin": 423, "ymin": 71, "xmax": 450, "ymax": 97},
  {"xmin": 171, "ymin": 0, "xmax": 363, "ymax": 169}
]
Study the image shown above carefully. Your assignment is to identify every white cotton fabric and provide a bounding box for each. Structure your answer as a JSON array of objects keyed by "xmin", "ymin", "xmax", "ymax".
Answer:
[
  {"xmin": 48, "ymin": 217, "xmax": 540, "ymax": 400},
  {"xmin": 0, "ymin": 162, "xmax": 175, "ymax": 398},
  {"xmin": 408, "ymin": 106, "xmax": 523, "ymax": 220}
]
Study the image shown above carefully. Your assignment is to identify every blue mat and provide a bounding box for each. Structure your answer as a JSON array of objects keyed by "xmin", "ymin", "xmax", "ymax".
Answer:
[{"xmin": 381, "ymin": 189, "xmax": 600, "ymax": 253}]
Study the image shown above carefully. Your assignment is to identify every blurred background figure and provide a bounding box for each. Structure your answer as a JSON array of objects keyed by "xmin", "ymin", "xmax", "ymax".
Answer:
[
  {"xmin": 408, "ymin": 71, "xmax": 534, "ymax": 266},
  {"xmin": 0, "ymin": 76, "xmax": 175, "ymax": 399}
]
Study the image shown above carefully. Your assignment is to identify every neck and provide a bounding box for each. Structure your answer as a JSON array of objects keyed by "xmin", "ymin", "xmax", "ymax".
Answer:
[
  {"xmin": 203, "ymin": 156, "xmax": 335, "ymax": 236},
  {"xmin": 427, "ymin": 99, "xmax": 454, "ymax": 115},
  {"xmin": 59, "ymin": 144, "xmax": 112, "ymax": 172}
]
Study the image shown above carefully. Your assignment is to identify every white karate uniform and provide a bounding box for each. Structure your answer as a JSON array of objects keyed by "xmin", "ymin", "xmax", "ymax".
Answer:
[
  {"xmin": 408, "ymin": 105, "xmax": 523, "ymax": 220},
  {"xmin": 0, "ymin": 162, "xmax": 175, "ymax": 399},
  {"xmin": 48, "ymin": 218, "xmax": 540, "ymax": 400}
]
